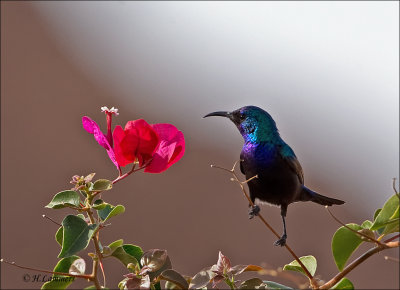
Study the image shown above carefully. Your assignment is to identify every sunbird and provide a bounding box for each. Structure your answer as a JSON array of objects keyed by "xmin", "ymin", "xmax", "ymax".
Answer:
[{"xmin": 204, "ymin": 105, "xmax": 344, "ymax": 246}]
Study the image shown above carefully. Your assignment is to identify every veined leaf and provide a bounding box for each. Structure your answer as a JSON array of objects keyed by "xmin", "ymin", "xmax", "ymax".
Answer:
[
  {"xmin": 97, "ymin": 204, "xmax": 125, "ymax": 222},
  {"xmin": 332, "ymin": 223, "xmax": 363, "ymax": 271},
  {"xmin": 90, "ymin": 179, "xmax": 112, "ymax": 191},
  {"xmin": 41, "ymin": 256, "xmax": 80, "ymax": 289},
  {"xmin": 58, "ymin": 215, "xmax": 98, "ymax": 258},
  {"xmin": 283, "ymin": 255, "xmax": 317, "ymax": 277},
  {"xmin": 331, "ymin": 277, "xmax": 354, "ymax": 289},
  {"xmin": 371, "ymin": 195, "xmax": 399, "ymax": 230},
  {"xmin": 46, "ymin": 191, "xmax": 81, "ymax": 209}
]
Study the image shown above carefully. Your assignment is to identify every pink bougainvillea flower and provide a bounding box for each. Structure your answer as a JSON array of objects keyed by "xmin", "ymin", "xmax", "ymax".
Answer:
[
  {"xmin": 144, "ymin": 123, "xmax": 185, "ymax": 173},
  {"xmin": 113, "ymin": 119, "xmax": 160, "ymax": 167},
  {"xmin": 82, "ymin": 116, "xmax": 118, "ymax": 168},
  {"xmin": 83, "ymin": 106, "xmax": 184, "ymax": 174}
]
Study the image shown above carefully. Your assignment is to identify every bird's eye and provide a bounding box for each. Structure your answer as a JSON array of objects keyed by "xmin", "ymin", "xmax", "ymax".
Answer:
[{"xmin": 239, "ymin": 113, "xmax": 246, "ymax": 120}]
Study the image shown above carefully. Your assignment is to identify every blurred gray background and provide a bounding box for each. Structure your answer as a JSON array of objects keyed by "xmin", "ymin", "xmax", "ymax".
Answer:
[{"xmin": 1, "ymin": 1, "xmax": 399, "ymax": 289}]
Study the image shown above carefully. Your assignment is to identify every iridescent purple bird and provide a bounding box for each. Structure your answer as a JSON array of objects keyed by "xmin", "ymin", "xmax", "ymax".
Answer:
[{"xmin": 204, "ymin": 106, "xmax": 344, "ymax": 246}]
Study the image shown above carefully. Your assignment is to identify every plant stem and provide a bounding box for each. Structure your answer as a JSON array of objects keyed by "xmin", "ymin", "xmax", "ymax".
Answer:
[
  {"xmin": 91, "ymin": 258, "xmax": 102, "ymax": 290},
  {"xmin": 86, "ymin": 201, "xmax": 103, "ymax": 290},
  {"xmin": 225, "ymin": 276, "xmax": 236, "ymax": 290},
  {"xmin": 211, "ymin": 162, "xmax": 319, "ymax": 289},
  {"xmin": 42, "ymin": 214, "xmax": 62, "ymax": 227},
  {"xmin": 384, "ymin": 234, "xmax": 399, "ymax": 243},
  {"xmin": 319, "ymin": 241, "xmax": 399, "ymax": 289},
  {"xmin": 0, "ymin": 259, "xmax": 92, "ymax": 280},
  {"xmin": 112, "ymin": 159, "xmax": 153, "ymax": 185},
  {"xmin": 326, "ymin": 207, "xmax": 383, "ymax": 245},
  {"xmin": 384, "ymin": 255, "xmax": 400, "ymax": 262},
  {"xmin": 112, "ymin": 163, "xmax": 138, "ymax": 185}
]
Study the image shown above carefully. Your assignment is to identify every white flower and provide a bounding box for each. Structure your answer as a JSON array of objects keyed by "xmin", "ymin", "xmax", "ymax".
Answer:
[{"xmin": 101, "ymin": 106, "xmax": 119, "ymax": 115}]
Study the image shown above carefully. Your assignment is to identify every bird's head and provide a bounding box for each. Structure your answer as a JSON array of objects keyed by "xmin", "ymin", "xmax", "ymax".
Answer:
[{"xmin": 204, "ymin": 105, "xmax": 279, "ymax": 143}]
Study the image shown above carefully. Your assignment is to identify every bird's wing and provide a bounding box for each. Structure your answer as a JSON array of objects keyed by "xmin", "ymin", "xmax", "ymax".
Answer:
[
  {"xmin": 279, "ymin": 144, "xmax": 304, "ymax": 184},
  {"xmin": 239, "ymin": 152, "xmax": 245, "ymax": 174}
]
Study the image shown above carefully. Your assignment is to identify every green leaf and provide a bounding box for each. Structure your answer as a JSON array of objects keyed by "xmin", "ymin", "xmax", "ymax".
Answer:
[
  {"xmin": 332, "ymin": 223, "xmax": 363, "ymax": 271},
  {"xmin": 58, "ymin": 215, "xmax": 98, "ymax": 258},
  {"xmin": 108, "ymin": 239, "xmax": 124, "ymax": 253},
  {"xmin": 56, "ymin": 227, "xmax": 63, "ymax": 246},
  {"xmin": 371, "ymin": 195, "xmax": 399, "ymax": 230},
  {"xmin": 111, "ymin": 245, "xmax": 140, "ymax": 267},
  {"xmin": 359, "ymin": 220, "xmax": 375, "ymax": 242},
  {"xmin": 121, "ymin": 244, "xmax": 143, "ymax": 263},
  {"xmin": 382, "ymin": 206, "xmax": 399, "ymax": 235},
  {"xmin": 90, "ymin": 179, "xmax": 112, "ymax": 191},
  {"xmin": 238, "ymin": 278, "xmax": 268, "ymax": 289},
  {"xmin": 97, "ymin": 204, "xmax": 125, "ymax": 222},
  {"xmin": 361, "ymin": 220, "xmax": 373, "ymax": 229},
  {"xmin": 331, "ymin": 277, "xmax": 354, "ymax": 289},
  {"xmin": 374, "ymin": 208, "xmax": 382, "ymax": 221},
  {"xmin": 357, "ymin": 228, "xmax": 376, "ymax": 242},
  {"xmin": 189, "ymin": 267, "xmax": 214, "ymax": 289},
  {"xmin": 46, "ymin": 190, "xmax": 81, "ymax": 209},
  {"xmin": 263, "ymin": 281, "xmax": 293, "ymax": 289},
  {"xmin": 373, "ymin": 209, "xmax": 384, "ymax": 235},
  {"xmin": 41, "ymin": 256, "xmax": 80, "ymax": 289},
  {"xmin": 283, "ymin": 255, "xmax": 317, "ymax": 277},
  {"xmin": 76, "ymin": 214, "xmax": 86, "ymax": 220},
  {"xmin": 92, "ymin": 199, "xmax": 107, "ymax": 210},
  {"xmin": 159, "ymin": 269, "xmax": 189, "ymax": 289}
]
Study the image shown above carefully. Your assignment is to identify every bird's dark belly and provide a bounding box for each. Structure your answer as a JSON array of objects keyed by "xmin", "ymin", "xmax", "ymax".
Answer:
[{"xmin": 242, "ymin": 149, "xmax": 301, "ymax": 206}]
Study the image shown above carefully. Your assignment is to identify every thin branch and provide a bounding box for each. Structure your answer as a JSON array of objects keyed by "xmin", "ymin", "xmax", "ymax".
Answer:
[
  {"xmin": 393, "ymin": 178, "xmax": 399, "ymax": 198},
  {"xmin": 99, "ymin": 259, "xmax": 106, "ymax": 287},
  {"xmin": 42, "ymin": 215, "xmax": 62, "ymax": 227},
  {"xmin": 87, "ymin": 209, "xmax": 103, "ymax": 290},
  {"xmin": 384, "ymin": 234, "xmax": 399, "ymax": 243},
  {"xmin": 91, "ymin": 258, "xmax": 102, "ymax": 290},
  {"xmin": 0, "ymin": 259, "xmax": 92, "ymax": 280},
  {"xmin": 112, "ymin": 160, "xmax": 152, "ymax": 185},
  {"xmin": 325, "ymin": 207, "xmax": 383, "ymax": 245},
  {"xmin": 211, "ymin": 162, "xmax": 319, "ymax": 289},
  {"xmin": 384, "ymin": 256, "xmax": 399, "ymax": 263},
  {"xmin": 112, "ymin": 163, "xmax": 135, "ymax": 184},
  {"xmin": 210, "ymin": 164, "xmax": 233, "ymax": 173},
  {"xmin": 319, "ymin": 241, "xmax": 399, "ymax": 289},
  {"xmin": 117, "ymin": 165, "xmax": 123, "ymax": 177}
]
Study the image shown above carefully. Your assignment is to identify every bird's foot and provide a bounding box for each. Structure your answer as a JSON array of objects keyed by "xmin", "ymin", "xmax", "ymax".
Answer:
[
  {"xmin": 248, "ymin": 205, "xmax": 260, "ymax": 219},
  {"xmin": 273, "ymin": 234, "xmax": 287, "ymax": 247}
]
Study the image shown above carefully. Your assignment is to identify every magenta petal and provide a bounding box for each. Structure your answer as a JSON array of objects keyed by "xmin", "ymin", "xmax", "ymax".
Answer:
[
  {"xmin": 106, "ymin": 147, "xmax": 118, "ymax": 168},
  {"xmin": 82, "ymin": 116, "xmax": 119, "ymax": 168},
  {"xmin": 144, "ymin": 144, "xmax": 170, "ymax": 173},
  {"xmin": 145, "ymin": 124, "xmax": 185, "ymax": 173},
  {"xmin": 150, "ymin": 123, "xmax": 178, "ymax": 142},
  {"xmin": 82, "ymin": 116, "xmax": 96, "ymax": 134},
  {"xmin": 82, "ymin": 116, "xmax": 108, "ymax": 149}
]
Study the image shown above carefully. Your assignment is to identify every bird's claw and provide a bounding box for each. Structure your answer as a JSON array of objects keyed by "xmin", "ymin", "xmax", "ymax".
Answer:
[
  {"xmin": 248, "ymin": 205, "xmax": 260, "ymax": 219},
  {"xmin": 274, "ymin": 234, "xmax": 287, "ymax": 247}
]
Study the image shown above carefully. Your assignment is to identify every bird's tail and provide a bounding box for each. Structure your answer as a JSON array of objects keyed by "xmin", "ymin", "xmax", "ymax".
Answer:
[{"xmin": 301, "ymin": 186, "xmax": 345, "ymax": 206}]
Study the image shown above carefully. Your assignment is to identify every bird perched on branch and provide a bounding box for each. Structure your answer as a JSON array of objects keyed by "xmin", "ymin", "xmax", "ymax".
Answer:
[{"xmin": 204, "ymin": 105, "xmax": 344, "ymax": 246}]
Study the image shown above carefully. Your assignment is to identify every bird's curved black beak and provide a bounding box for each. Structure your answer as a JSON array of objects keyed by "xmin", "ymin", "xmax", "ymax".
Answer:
[{"xmin": 203, "ymin": 111, "xmax": 232, "ymax": 119}]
